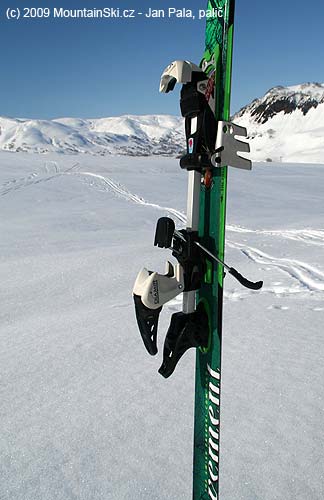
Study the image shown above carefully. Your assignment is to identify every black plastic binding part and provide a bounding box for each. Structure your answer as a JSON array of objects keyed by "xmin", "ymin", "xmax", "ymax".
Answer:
[
  {"xmin": 159, "ymin": 302, "xmax": 209, "ymax": 379},
  {"xmin": 133, "ymin": 294, "xmax": 162, "ymax": 356}
]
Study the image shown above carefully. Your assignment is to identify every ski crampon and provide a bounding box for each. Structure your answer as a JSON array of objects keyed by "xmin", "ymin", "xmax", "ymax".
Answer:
[{"xmin": 133, "ymin": 1, "xmax": 263, "ymax": 499}]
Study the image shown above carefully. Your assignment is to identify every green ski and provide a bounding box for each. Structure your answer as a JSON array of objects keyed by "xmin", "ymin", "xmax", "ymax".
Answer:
[
  {"xmin": 133, "ymin": 1, "xmax": 262, "ymax": 498},
  {"xmin": 194, "ymin": 2, "xmax": 236, "ymax": 499}
]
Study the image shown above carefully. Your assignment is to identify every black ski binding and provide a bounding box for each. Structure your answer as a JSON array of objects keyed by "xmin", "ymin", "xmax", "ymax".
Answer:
[{"xmin": 159, "ymin": 302, "xmax": 209, "ymax": 379}]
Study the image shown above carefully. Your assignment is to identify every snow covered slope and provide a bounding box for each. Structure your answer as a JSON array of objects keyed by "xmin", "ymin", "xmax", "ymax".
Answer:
[
  {"xmin": 234, "ymin": 83, "xmax": 324, "ymax": 163},
  {"xmin": 1, "ymin": 82, "xmax": 323, "ymax": 162}
]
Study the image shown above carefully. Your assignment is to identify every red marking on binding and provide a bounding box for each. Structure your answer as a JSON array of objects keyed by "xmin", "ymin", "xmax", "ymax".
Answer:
[
  {"xmin": 205, "ymin": 73, "xmax": 215, "ymax": 102},
  {"xmin": 204, "ymin": 169, "xmax": 213, "ymax": 188}
]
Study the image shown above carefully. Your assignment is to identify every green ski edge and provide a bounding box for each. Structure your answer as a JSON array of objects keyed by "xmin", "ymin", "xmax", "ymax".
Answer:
[{"xmin": 193, "ymin": 1, "xmax": 235, "ymax": 499}]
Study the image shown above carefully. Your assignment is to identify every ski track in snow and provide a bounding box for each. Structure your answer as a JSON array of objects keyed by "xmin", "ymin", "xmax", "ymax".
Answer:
[
  {"xmin": 226, "ymin": 224, "xmax": 324, "ymax": 298},
  {"xmin": 0, "ymin": 162, "xmax": 186, "ymax": 223},
  {"xmin": 72, "ymin": 171, "xmax": 186, "ymax": 223},
  {"xmin": 227, "ymin": 241, "xmax": 324, "ymax": 298},
  {"xmin": 228, "ymin": 224, "xmax": 324, "ymax": 248},
  {"xmin": 1, "ymin": 162, "xmax": 324, "ymax": 300}
]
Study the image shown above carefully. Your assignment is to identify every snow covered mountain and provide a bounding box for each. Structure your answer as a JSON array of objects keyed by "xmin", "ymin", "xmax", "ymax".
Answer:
[
  {"xmin": 234, "ymin": 83, "xmax": 324, "ymax": 163},
  {"xmin": 0, "ymin": 82, "xmax": 323, "ymax": 162},
  {"xmin": 0, "ymin": 115, "xmax": 184, "ymax": 157}
]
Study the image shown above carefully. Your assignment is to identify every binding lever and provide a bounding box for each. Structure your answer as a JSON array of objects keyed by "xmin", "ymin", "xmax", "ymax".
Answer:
[
  {"xmin": 194, "ymin": 242, "xmax": 263, "ymax": 291},
  {"xmin": 159, "ymin": 302, "xmax": 209, "ymax": 379}
]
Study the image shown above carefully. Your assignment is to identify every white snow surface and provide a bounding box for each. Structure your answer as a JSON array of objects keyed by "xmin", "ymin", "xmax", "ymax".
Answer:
[{"xmin": 0, "ymin": 152, "xmax": 324, "ymax": 500}]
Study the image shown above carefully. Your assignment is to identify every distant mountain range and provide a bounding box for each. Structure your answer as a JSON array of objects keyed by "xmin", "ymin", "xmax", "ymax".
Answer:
[
  {"xmin": 1, "ymin": 83, "xmax": 323, "ymax": 163},
  {"xmin": 0, "ymin": 115, "xmax": 184, "ymax": 157}
]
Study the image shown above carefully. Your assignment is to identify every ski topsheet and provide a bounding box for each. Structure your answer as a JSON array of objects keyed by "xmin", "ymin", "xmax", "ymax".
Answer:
[{"xmin": 193, "ymin": 1, "xmax": 235, "ymax": 499}]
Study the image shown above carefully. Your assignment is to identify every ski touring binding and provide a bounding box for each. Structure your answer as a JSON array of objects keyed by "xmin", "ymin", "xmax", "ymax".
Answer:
[
  {"xmin": 133, "ymin": 218, "xmax": 262, "ymax": 378},
  {"xmin": 160, "ymin": 60, "xmax": 252, "ymax": 172},
  {"xmin": 133, "ymin": 61, "xmax": 263, "ymax": 378}
]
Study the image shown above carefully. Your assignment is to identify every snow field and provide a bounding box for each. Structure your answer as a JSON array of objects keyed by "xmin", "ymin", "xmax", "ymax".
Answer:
[{"xmin": 0, "ymin": 152, "xmax": 323, "ymax": 499}]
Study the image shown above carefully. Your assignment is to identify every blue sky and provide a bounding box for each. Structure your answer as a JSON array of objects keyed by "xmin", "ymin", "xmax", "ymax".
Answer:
[{"xmin": 1, "ymin": 0, "xmax": 323, "ymax": 119}]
